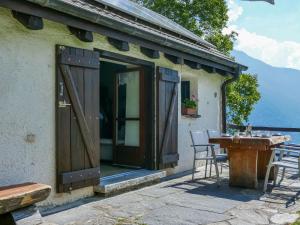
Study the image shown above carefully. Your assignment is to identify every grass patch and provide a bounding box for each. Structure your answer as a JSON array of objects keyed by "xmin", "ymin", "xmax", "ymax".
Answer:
[
  {"xmin": 291, "ymin": 222, "xmax": 300, "ymax": 225},
  {"xmin": 290, "ymin": 212, "xmax": 300, "ymax": 225}
]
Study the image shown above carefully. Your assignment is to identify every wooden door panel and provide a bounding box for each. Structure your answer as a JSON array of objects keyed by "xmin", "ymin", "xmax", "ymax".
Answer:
[
  {"xmin": 157, "ymin": 67, "xmax": 179, "ymax": 168},
  {"xmin": 56, "ymin": 45, "xmax": 100, "ymax": 193},
  {"xmin": 56, "ymin": 71, "xmax": 72, "ymax": 192}
]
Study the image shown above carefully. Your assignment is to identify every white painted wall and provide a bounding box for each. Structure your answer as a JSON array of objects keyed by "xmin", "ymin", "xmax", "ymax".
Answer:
[
  {"xmin": 174, "ymin": 66, "xmax": 223, "ymax": 173},
  {"xmin": 0, "ymin": 7, "xmax": 224, "ymax": 206}
]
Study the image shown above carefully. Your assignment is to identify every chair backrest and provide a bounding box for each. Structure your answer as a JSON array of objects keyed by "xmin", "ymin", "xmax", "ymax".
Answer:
[{"xmin": 190, "ymin": 130, "xmax": 209, "ymax": 152}]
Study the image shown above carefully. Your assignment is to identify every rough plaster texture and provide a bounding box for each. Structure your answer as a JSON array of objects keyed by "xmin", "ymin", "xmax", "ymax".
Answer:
[{"xmin": 0, "ymin": 7, "xmax": 224, "ymax": 206}]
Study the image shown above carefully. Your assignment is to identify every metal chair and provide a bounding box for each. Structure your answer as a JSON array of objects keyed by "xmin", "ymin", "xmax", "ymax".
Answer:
[
  {"xmin": 207, "ymin": 130, "xmax": 228, "ymax": 174},
  {"xmin": 279, "ymin": 144, "xmax": 300, "ymax": 180},
  {"xmin": 190, "ymin": 130, "xmax": 222, "ymax": 184},
  {"xmin": 263, "ymin": 146, "xmax": 300, "ymax": 192}
]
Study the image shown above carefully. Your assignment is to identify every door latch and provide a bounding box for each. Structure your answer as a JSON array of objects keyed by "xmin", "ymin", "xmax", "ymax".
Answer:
[
  {"xmin": 59, "ymin": 82, "xmax": 64, "ymax": 96},
  {"xmin": 59, "ymin": 100, "xmax": 71, "ymax": 108}
]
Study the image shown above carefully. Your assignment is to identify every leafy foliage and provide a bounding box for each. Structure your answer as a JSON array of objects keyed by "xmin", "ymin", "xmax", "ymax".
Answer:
[
  {"xmin": 183, "ymin": 95, "xmax": 198, "ymax": 109},
  {"xmin": 136, "ymin": 0, "xmax": 236, "ymax": 55},
  {"xmin": 226, "ymin": 74, "xmax": 261, "ymax": 125},
  {"xmin": 135, "ymin": 0, "xmax": 260, "ymax": 125}
]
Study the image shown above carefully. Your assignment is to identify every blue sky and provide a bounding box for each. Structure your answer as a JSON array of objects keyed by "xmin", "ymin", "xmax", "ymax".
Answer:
[{"xmin": 227, "ymin": 0, "xmax": 300, "ymax": 69}]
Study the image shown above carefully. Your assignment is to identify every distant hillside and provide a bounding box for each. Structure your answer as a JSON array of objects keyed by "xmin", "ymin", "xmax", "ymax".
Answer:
[{"xmin": 232, "ymin": 50, "xmax": 300, "ymax": 128}]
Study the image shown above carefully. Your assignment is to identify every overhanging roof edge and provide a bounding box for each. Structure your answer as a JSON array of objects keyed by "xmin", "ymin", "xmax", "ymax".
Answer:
[{"xmin": 20, "ymin": 0, "xmax": 244, "ymax": 72}]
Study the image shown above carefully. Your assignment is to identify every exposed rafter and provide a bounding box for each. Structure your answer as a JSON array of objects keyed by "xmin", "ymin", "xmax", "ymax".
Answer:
[
  {"xmin": 2, "ymin": 0, "xmax": 243, "ymax": 75},
  {"xmin": 184, "ymin": 59, "xmax": 201, "ymax": 70},
  {"xmin": 68, "ymin": 26, "xmax": 93, "ymax": 42},
  {"xmin": 107, "ymin": 37, "xmax": 129, "ymax": 51},
  {"xmin": 140, "ymin": 47, "xmax": 160, "ymax": 59},
  {"xmin": 12, "ymin": 10, "xmax": 43, "ymax": 30},
  {"xmin": 164, "ymin": 53, "xmax": 182, "ymax": 64},
  {"xmin": 202, "ymin": 65, "xmax": 216, "ymax": 73}
]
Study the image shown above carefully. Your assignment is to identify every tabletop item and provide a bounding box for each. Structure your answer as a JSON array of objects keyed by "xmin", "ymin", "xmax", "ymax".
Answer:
[
  {"xmin": 221, "ymin": 133, "xmax": 231, "ymax": 137},
  {"xmin": 209, "ymin": 135, "xmax": 290, "ymax": 189}
]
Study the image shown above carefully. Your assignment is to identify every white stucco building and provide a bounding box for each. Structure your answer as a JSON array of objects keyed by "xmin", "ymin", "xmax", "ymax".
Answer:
[{"xmin": 0, "ymin": 0, "xmax": 245, "ymax": 207}]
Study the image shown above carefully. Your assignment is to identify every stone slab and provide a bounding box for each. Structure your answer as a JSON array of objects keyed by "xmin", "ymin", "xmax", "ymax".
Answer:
[
  {"xmin": 142, "ymin": 205, "xmax": 231, "ymax": 225},
  {"xmin": 94, "ymin": 170, "xmax": 166, "ymax": 195}
]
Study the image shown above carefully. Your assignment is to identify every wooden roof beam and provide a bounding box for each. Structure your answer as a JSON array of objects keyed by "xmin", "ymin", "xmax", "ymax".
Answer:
[
  {"xmin": 164, "ymin": 53, "xmax": 183, "ymax": 64},
  {"xmin": 202, "ymin": 65, "xmax": 216, "ymax": 73},
  {"xmin": 12, "ymin": 10, "xmax": 43, "ymax": 30},
  {"xmin": 140, "ymin": 47, "xmax": 160, "ymax": 59},
  {"xmin": 107, "ymin": 37, "xmax": 129, "ymax": 51},
  {"xmin": 68, "ymin": 26, "xmax": 93, "ymax": 42},
  {"xmin": 184, "ymin": 59, "xmax": 201, "ymax": 70}
]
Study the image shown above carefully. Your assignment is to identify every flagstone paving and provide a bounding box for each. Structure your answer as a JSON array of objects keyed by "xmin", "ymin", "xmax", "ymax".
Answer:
[{"xmin": 41, "ymin": 167, "xmax": 300, "ymax": 225}]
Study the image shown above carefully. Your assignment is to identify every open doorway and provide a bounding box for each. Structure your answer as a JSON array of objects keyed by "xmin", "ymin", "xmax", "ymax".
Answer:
[{"xmin": 99, "ymin": 59, "xmax": 154, "ymax": 178}]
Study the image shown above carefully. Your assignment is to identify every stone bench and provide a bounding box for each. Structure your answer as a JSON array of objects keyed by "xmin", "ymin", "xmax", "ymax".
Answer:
[{"xmin": 0, "ymin": 183, "xmax": 51, "ymax": 225}]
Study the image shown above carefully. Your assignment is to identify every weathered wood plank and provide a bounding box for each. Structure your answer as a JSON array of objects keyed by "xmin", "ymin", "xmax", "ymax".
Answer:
[
  {"xmin": 158, "ymin": 67, "xmax": 180, "ymax": 83},
  {"xmin": 209, "ymin": 136, "xmax": 290, "ymax": 147},
  {"xmin": 70, "ymin": 47, "xmax": 86, "ymax": 191},
  {"xmin": 184, "ymin": 59, "xmax": 201, "ymax": 70},
  {"xmin": 12, "ymin": 10, "xmax": 43, "ymax": 30},
  {"xmin": 56, "ymin": 53, "xmax": 72, "ymax": 193},
  {"xmin": 0, "ymin": 183, "xmax": 51, "ymax": 215},
  {"xmin": 209, "ymin": 136, "xmax": 288, "ymax": 188},
  {"xmin": 228, "ymin": 147, "xmax": 258, "ymax": 188},
  {"xmin": 157, "ymin": 67, "xmax": 179, "ymax": 168},
  {"xmin": 68, "ymin": 26, "xmax": 93, "ymax": 42},
  {"xmin": 140, "ymin": 47, "xmax": 160, "ymax": 59},
  {"xmin": 61, "ymin": 167, "xmax": 100, "ymax": 184},
  {"xmin": 107, "ymin": 37, "xmax": 129, "ymax": 51},
  {"xmin": 60, "ymin": 64, "xmax": 98, "ymax": 168},
  {"xmin": 164, "ymin": 53, "xmax": 182, "ymax": 64},
  {"xmin": 58, "ymin": 50, "xmax": 99, "ymax": 69}
]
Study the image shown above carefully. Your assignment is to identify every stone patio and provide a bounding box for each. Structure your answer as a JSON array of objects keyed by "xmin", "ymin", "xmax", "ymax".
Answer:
[{"xmin": 41, "ymin": 166, "xmax": 300, "ymax": 225}]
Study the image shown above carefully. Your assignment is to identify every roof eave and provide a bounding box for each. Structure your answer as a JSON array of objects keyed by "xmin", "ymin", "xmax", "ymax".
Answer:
[{"xmin": 23, "ymin": 0, "xmax": 243, "ymax": 72}]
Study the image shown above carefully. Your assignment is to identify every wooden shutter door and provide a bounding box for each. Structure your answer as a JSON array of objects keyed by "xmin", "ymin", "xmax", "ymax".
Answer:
[
  {"xmin": 157, "ymin": 67, "xmax": 179, "ymax": 168},
  {"xmin": 56, "ymin": 45, "xmax": 100, "ymax": 193}
]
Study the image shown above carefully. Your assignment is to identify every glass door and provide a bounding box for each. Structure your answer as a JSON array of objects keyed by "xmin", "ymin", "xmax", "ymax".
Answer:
[{"xmin": 113, "ymin": 69, "xmax": 144, "ymax": 167}]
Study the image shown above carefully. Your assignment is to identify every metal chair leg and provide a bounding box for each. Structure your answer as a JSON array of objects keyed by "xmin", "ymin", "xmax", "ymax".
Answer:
[
  {"xmin": 273, "ymin": 166, "xmax": 279, "ymax": 186},
  {"xmin": 211, "ymin": 146, "xmax": 220, "ymax": 186},
  {"xmin": 205, "ymin": 148, "xmax": 209, "ymax": 178},
  {"xmin": 220, "ymin": 162, "xmax": 223, "ymax": 174},
  {"xmin": 192, "ymin": 152, "xmax": 196, "ymax": 180},
  {"xmin": 264, "ymin": 150, "xmax": 276, "ymax": 192},
  {"xmin": 264, "ymin": 164, "xmax": 273, "ymax": 192},
  {"xmin": 209, "ymin": 159, "xmax": 212, "ymax": 177},
  {"xmin": 298, "ymin": 157, "xmax": 300, "ymax": 178},
  {"xmin": 214, "ymin": 160, "xmax": 220, "ymax": 186},
  {"xmin": 279, "ymin": 167, "xmax": 286, "ymax": 183}
]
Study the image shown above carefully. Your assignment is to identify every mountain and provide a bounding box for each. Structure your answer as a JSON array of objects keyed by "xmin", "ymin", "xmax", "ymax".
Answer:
[{"xmin": 232, "ymin": 50, "xmax": 300, "ymax": 129}]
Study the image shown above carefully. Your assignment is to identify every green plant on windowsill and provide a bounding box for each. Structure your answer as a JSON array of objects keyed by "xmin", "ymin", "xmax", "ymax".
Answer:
[{"xmin": 182, "ymin": 95, "xmax": 198, "ymax": 115}]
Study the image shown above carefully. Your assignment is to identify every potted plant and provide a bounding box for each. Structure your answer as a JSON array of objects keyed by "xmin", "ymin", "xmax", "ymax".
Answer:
[{"xmin": 182, "ymin": 95, "xmax": 198, "ymax": 115}]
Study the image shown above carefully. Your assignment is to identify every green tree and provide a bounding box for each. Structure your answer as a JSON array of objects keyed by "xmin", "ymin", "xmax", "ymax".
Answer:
[
  {"xmin": 226, "ymin": 74, "xmax": 261, "ymax": 125},
  {"xmin": 136, "ymin": 0, "xmax": 236, "ymax": 55},
  {"xmin": 136, "ymin": 0, "xmax": 261, "ymax": 125}
]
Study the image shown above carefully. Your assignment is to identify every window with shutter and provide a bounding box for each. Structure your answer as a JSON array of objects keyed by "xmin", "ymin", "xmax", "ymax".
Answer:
[
  {"xmin": 156, "ymin": 67, "xmax": 180, "ymax": 169},
  {"xmin": 181, "ymin": 81, "xmax": 190, "ymax": 103},
  {"xmin": 56, "ymin": 45, "xmax": 100, "ymax": 193}
]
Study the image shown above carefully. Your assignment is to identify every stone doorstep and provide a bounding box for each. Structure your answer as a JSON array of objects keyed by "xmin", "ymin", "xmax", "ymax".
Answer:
[{"xmin": 94, "ymin": 170, "xmax": 167, "ymax": 196}]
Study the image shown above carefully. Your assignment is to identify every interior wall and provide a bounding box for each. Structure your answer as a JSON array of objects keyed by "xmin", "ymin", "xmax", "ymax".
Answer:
[
  {"xmin": 0, "ymin": 7, "xmax": 225, "ymax": 207},
  {"xmin": 100, "ymin": 61, "xmax": 126, "ymax": 161}
]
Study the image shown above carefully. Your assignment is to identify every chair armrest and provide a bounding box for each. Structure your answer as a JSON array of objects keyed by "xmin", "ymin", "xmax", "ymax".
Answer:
[
  {"xmin": 279, "ymin": 145, "xmax": 300, "ymax": 151},
  {"xmin": 283, "ymin": 143, "xmax": 300, "ymax": 147},
  {"xmin": 273, "ymin": 148, "xmax": 300, "ymax": 154}
]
